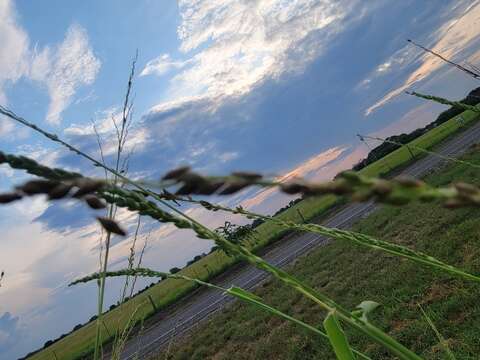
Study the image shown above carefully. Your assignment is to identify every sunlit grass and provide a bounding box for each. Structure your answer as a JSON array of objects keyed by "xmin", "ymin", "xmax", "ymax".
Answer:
[{"xmin": 162, "ymin": 150, "xmax": 480, "ymax": 360}]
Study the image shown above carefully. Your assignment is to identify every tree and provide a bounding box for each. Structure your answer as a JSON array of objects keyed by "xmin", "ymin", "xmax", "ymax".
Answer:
[
  {"xmin": 353, "ymin": 87, "xmax": 480, "ymax": 171},
  {"xmin": 169, "ymin": 267, "xmax": 181, "ymax": 274}
]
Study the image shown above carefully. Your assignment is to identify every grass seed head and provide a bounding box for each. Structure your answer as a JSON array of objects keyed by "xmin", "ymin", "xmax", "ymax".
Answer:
[
  {"xmin": 175, "ymin": 172, "xmax": 208, "ymax": 195},
  {"xmin": 0, "ymin": 192, "xmax": 22, "ymax": 204},
  {"xmin": 395, "ymin": 176, "xmax": 423, "ymax": 188},
  {"xmin": 339, "ymin": 170, "xmax": 363, "ymax": 184},
  {"xmin": 383, "ymin": 194, "xmax": 411, "ymax": 206},
  {"xmin": 231, "ymin": 172, "xmax": 263, "ymax": 181},
  {"xmin": 18, "ymin": 180, "xmax": 59, "ymax": 195},
  {"xmin": 48, "ymin": 183, "xmax": 73, "ymax": 199},
  {"xmin": 194, "ymin": 181, "xmax": 225, "ymax": 195},
  {"xmin": 326, "ymin": 180, "xmax": 353, "ymax": 195},
  {"xmin": 372, "ymin": 180, "xmax": 394, "ymax": 196},
  {"xmin": 85, "ymin": 195, "xmax": 107, "ymax": 210},
  {"xmin": 72, "ymin": 179, "xmax": 104, "ymax": 198},
  {"xmin": 162, "ymin": 166, "xmax": 191, "ymax": 180},
  {"xmin": 444, "ymin": 198, "xmax": 466, "ymax": 209},
  {"xmin": 454, "ymin": 182, "xmax": 479, "ymax": 196},
  {"xmin": 96, "ymin": 217, "xmax": 127, "ymax": 236},
  {"xmin": 218, "ymin": 181, "xmax": 249, "ymax": 195},
  {"xmin": 351, "ymin": 189, "xmax": 374, "ymax": 202},
  {"xmin": 280, "ymin": 182, "xmax": 309, "ymax": 194}
]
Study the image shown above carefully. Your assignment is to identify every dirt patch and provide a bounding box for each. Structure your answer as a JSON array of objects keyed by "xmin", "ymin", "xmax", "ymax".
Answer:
[
  {"xmin": 418, "ymin": 282, "xmax": 456, "ymax": 305},
  {"xmin": 390, "ymin": 319, "xmax": 413, "ymax": 333},
  {"xmin": 448, "ymin": 310, "xmax": 467, "ymax": 325},
  {"xmin": 430, "ymin": 338, "xmax": 456, "ymax": 356}
]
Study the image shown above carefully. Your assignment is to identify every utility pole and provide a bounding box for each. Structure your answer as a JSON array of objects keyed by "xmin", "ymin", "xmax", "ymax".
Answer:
[
  {"xmin": 296, "ymin": 209, "xmax": 306, "ymax": 223},
  {"xmin": 148, "ymin": 294, "xmax": 158, "ymax": 312},
  {"xmin": 357, "ymin": 134, "xmax": 393, "ymax": 172},
  {"xmin": 102, "ymin": 320, "xmax": 111, "ymax": 338},
  {"xmin": 405, "ymin": 144, "xmax": 416, "ymax": 160}
]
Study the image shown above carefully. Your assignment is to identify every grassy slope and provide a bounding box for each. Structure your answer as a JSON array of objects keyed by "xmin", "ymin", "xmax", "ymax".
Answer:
[
  {"xmin": 161, "ymin": 149, "xmax": 480, "ymax": 360},
  {"xmin": 30, "ymin": 108, "xmax": 479, "ymax": 360}
]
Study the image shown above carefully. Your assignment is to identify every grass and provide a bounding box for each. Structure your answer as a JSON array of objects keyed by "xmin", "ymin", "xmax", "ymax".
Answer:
[
  {"xmin": 29, "ymin": 107, "xmax": 479, "ymax": 360},
  {"xmin": 159, "ymin": 148, "xmax": 480, "ymax": 360},
  {"xmin": 358, "ymin": 110, "xmax": 479, "ymax": 177}
]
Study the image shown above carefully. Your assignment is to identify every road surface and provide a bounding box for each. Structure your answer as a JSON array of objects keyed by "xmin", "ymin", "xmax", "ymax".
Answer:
[{"xmin": 118, "ymin": 121, "xmax": 480, "ymax": 359}]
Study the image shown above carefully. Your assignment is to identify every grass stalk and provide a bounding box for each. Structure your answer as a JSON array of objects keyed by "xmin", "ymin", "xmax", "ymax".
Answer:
[
  {"xmin": 71, "ymin": 268, "xmax": 374, "ymax": 360},
  {"xmin": 2, "ymin": 92, "xmax": 478, "ymax": 358},
  {"xmin": 418, "ymin": 304, "xmax": 456, "ymax": 360},
  {"xmin": 406, "ymin": 92, "xmax": 480, "ymax": 112}
]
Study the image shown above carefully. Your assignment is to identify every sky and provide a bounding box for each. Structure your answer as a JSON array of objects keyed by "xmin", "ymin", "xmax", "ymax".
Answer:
[{"xmin": 1, "ymin": 0, "xmax": 480, "ymax": 358}]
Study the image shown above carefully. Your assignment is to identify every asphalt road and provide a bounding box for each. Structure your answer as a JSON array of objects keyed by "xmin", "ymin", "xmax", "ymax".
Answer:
[{"xmin": 119, "ymin": 121, "xmax": 480, "ymax": 360}]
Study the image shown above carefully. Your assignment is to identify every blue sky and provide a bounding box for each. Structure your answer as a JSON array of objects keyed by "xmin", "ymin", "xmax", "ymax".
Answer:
[{"xmin": 1, "ymin": 0, "xmax": 480, "ymax": 358}]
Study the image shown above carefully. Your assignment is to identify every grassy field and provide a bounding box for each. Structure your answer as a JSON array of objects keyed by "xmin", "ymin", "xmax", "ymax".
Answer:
[
  {"xmin": 30, "ymin": 107, "xmax": 479, "ymax": 360},
  {"xmin": 160, "ymin": 148, "xmax": 480, "ymax": 360}
]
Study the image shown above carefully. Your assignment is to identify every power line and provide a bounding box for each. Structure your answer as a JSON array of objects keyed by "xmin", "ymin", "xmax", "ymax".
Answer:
[{"xmin": 407, "ymin": 39, "xmax": 480, "ymax": 80}]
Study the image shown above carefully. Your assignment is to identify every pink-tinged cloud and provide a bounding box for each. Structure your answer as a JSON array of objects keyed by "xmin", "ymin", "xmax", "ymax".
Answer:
[
  {"xmin": 365, "ymin": 1, "xmax": 480, "ymax": 116},
  {"xmin": 239, "ymin": 146, "xmax": 348, "ymax": 210}
]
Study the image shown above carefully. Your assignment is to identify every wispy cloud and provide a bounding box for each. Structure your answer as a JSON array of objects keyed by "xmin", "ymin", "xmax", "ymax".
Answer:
[
  {"xmin": 140, "ymin": 54, "xmax": 192, "ymax": 77},
  {"xmin": 30, "ymin": 24, "xmax": 101, "ymax": 124},
  {"xmin": 0, "ymin": 0, "xmax": 29, "ymax": 100},
  {"xmin": 0, "ymin": 1, "xmax": 101, "ymax": 129},
  {"xmin": 0, "ymin": 312, "xmax": 22, "ymax": 353},
  {"xmin": 239, "ymin": 146, "xmax": 347, "ymax": 210},
  {"xmin": 135, "ymin": 0, "xmax": 372, "ymax": 179},
  {"xmin": 64, "ymin": 107, "xmax": 147, "ymax": 159},
  {"xmin": 144, "ymin": 0, "xmax": 365, "ymax": 103},
  {"xmin": 364, "ymin": 1, "xmax": 480, "ymax": 115},
  {"xmin": 0, "ymin": 0, "xmax": 29, "ymax": 135},
  {"xmin": 359, "ymin": 46, "xmax": 419, "ymax": 90}
]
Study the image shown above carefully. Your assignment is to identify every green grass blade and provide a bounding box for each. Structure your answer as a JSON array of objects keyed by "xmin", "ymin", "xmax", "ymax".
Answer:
[
  {"xmin": 74, "ymin": 265, "xmax": 423, "ymax": 360},
  {"xmin": 1, "ymin": 149, "xmax": 479, "ymax": 283},
  {"xmin": 227, "ymin": 287, "xmax": 372, "ymax": 359},
  {"xmin": 0, "ymin": 118, "xmax": 424, "ymax": 360},
  {"xmin": 72, "ymin": 269, "xmax": 374, "ymax": 359},
  {"xmin": 406, "ymin": 92, "xmax": 480, "ymax": 113},
  {"xmin": 228, "ymin": 208, "xmax": 480, "ymax": 283},
  {"xmin": 196, "ymin": 202, "xmax": 480, "ymax": 284},
  {"xmin": 418, "ymin": 305, "xmax": 456, "ymax": 360},
  {"xmin": 253, "ymin": 260, "xmax": 423, "ymax": 360},
  {"xmin": 323, "ymin": 311, "xmax": 356, "ymax": 360}
]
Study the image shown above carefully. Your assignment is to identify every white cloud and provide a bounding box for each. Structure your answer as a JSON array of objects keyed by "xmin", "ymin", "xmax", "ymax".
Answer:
[
  {"xmin": 64, "ymin": 106, "xmax": 118, "ymax": 136},
  {"xmin": 218, "ymin": 151, "xmax": 239, "ymax": 163},
  {"xmin": 137, "ymin": 1, "xmax": 378, "ymax": 173},
  {"xmin": 364, "ymin": 1, "xmax": 480, "ymax": 115},
  {"xmin": 144, "ymin": 0, "xmax": 365, "ymax": 104},
  {"xmin": 0, "ymin": 0, "xmax": 29, "ymax": 100},
  {"xmin": 0, "ymin": 1, "xmax": 101, "ymax": 129},
  {"xmin": 376, "ymin": 61, "xmax": 392, "ymax": 73},
  {"xmin": 0, "ymin": 165, "xmax": 14, "ymax": 180},
  {"xmin": 355, "ymin": 45, "xmax": 419, "ymax": 92},
  {"xmin": 0, "ymin": 312, "xmax": 22, "ymax": 353},
  {"xmin": 0, "ymin": 0, "xmax": 30, "ymax": 135},
  {"xmin": 64, "ymin": 106, "xmax": 148, "ymax": 158},
  {"xmin": 140, "ymin": 54, "xmax": 192, "ymax": 77},
  {"xmin": 30, "ymin": 24, "xmax": 101, "ymax": 124},
  {"xmin": 0, "ymin": 118, "xmax": 14, "ymax": 137}
]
